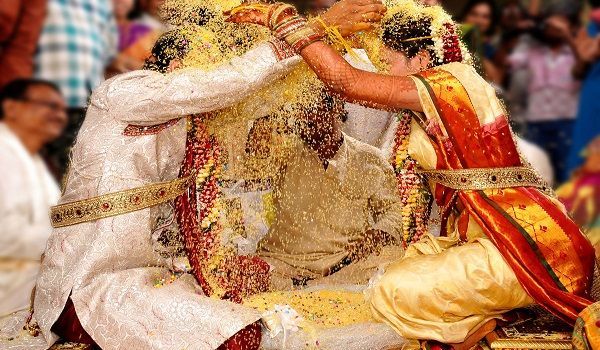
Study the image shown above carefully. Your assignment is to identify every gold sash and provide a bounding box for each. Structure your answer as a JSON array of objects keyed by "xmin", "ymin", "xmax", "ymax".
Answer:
[
  {"xmin": 417, "ymin": 166, "xmax": 552, "ymax": 193},
  {"xmin": 50, "ymin": 175, "xmax": 194, "ymax": 228}
]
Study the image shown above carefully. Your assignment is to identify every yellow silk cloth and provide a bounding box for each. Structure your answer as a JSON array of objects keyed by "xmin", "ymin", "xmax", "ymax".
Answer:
[
  {"xmin": 244, "ymin": 289, "xmax": 375, "ymax": 329},
  {"xmin": 573, "ymin": 302, "xmax": 600, "ymax": 350},
  {"xmin": 369, "ymin": 235, "xmax": 534, "ymax": 343}
]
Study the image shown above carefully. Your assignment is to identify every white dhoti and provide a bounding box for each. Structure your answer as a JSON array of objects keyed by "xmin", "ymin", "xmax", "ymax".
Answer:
[{"xmin": 71, "ymin": 269, "xmax": 260, "ymax": 349}]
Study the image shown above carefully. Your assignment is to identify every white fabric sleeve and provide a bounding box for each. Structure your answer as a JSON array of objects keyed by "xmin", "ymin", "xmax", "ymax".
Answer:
[{"xmin": 98, "ymin": 43, "xmax": 300, "ymax": 124}]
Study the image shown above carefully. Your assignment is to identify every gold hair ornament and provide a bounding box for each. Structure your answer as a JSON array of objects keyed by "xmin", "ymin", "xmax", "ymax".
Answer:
[{"xmin": 400, "ymin": 35, "xmax": 433, "ymax": 43}]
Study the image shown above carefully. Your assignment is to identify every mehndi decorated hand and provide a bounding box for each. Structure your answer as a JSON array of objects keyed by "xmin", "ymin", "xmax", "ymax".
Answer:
[
  {"xmin": 317, "ymin": 0, "xmax": 386, "ymax": 37},
  {"xmin": 225, "ymin": 0, "xmax": 386, "ymax": 45}
]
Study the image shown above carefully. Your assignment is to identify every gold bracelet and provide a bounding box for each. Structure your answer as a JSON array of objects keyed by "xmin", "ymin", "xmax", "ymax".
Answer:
[
  {"xmin": 269, "ymin": 3, "xmax": 296, "ymax": 29},
  {"xmin": 284, "ymin": 26, "xmax": 322, "ymax": 51}
]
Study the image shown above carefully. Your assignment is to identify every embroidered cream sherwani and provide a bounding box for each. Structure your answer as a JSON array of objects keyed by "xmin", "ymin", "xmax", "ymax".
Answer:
[
  {"xmin": 258, "ymin": 135, "xmax": 404, "ymax": 289},
  {"xmin": 32, "ymin": 43, "xmax": 300, "ymax": 350},
  {"xmin": 0, "ymin": 123, "xmax": 60, "ymax": 317}
]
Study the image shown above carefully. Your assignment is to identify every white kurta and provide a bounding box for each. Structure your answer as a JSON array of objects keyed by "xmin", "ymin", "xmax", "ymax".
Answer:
[
  {"xmin": 0, "ymin": 123, "xmax": 60, "ymax": 317},
  {"xmin": 32, "ymin": 43, "xmax": 300, "ymax": 349},
  {"xmin": 259, "ymin": 135, "xmax": 403, "ymax": 288}
]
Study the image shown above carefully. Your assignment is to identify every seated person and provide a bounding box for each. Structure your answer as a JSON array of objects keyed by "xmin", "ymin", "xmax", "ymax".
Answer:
[{"xmin": 257, "ymin": 91, "xmax": 404, "ymax": 290}]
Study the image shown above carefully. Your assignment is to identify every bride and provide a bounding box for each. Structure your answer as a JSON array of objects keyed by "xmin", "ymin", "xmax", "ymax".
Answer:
[{"xmin": 227, "ymin": 0, "xmax": 595, "ymax": 347}]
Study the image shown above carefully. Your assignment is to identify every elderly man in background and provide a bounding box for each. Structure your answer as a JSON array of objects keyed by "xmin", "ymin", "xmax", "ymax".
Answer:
[{"xmin": 0, "ymin": 79, "xmax": 67, "ymax": 317}]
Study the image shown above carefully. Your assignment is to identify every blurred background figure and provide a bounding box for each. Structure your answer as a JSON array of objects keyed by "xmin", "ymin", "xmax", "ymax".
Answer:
[
  {"xmin": 0, "ymin": 79, "xmax": 66, "ymax": 317},
  {"xmin": 508, "ymin": 13, "xmax": 582, "ymax": 184},
  {"xmin": 136, "ymin": 0, "xmax": 168, "ymax": 31},
  {"xmin": 106, "ymin": 0, "xmax": 152, "ymax": 76},
  {"xmin": 0, "ymin": 0, "xmax": 47, "ymax": 88},
  {"xmin": 115, "ymin": 0, "xmax": 151, "ymax": 52},
  {"xmin": 107, "ymin": 0, "xmax": 166, "ymax": 77},
  {"xmin": 458, "ymin": 0, "xmax": 502, "ymax": 83},
  {"xmin": 567, "ymin": 0, "xmax": 600, "ymax": 176},
  {"xmin": 34, "ymin": 0, "xmax": 118, "ymax": 180},
  {"xmin": 558, "ymin": 136, "xmax": 600, "ymax": 254}
]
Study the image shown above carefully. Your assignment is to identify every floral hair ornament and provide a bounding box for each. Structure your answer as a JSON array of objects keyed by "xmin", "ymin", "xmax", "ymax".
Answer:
[
  {"xmin": 387, "ymin": 0, "xmax": 469, "ymax": 65},
  {"xmin": 358, "ymin": 0, "xmax": 471, "ymax": 69}
]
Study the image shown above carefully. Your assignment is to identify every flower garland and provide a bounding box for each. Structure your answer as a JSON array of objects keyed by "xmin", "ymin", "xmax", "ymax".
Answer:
[
  {"xmin": 440, "ymin": 23, "xmax": 463, "ymax": 64},
  {"xmin": 175, "ymin": 115, "xmax": 271, "ymax": 303},
  {"xmin": 392, "ymin": 111, "xmax": 432, "ymax": 246},
  {"xmin": 175, "ymin": 116, "xmax": 221, "ymax": 296}
]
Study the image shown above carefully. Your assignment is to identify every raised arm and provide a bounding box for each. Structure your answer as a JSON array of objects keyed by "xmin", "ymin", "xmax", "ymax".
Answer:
[
  {"xmin": 226, "ymin": 0, "xmax": 423, "ymax": 112},
  {"xmin": 298, "ymin": 41, "xmax": 423, "ymax": 112},
  {"xmin": 95, "ymin": 41, "xmax": 300, "ymax": 124}
]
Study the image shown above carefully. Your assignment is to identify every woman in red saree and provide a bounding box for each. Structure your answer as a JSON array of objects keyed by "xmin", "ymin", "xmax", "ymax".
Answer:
[{"xmin": 227, "ymin": 0, "xmax": 595, "ymax": 347}]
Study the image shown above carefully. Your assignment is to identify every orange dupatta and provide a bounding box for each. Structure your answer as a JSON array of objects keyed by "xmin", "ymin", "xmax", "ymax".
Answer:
[{"xmin": 413, "ymin": 66, "xmax": 595, "ymax": 324}]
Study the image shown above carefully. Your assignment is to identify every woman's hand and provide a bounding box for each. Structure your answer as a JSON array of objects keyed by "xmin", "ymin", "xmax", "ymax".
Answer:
[
  {"xmin": 224, "ymin": 3, "xmax": 271, "ymax": 27},
  {"xmin": 225, "ymin": 0, "xmax": 386, "ymax": 38},
  {"xmin": 316, "ymin": 0, "xmax": 386, "ymax": 37}
]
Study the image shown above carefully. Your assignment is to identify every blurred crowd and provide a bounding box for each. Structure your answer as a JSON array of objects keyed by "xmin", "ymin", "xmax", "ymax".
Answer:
[{"xmin": 0, "ymin": 0, "xmax": 599, "ymax": 316}]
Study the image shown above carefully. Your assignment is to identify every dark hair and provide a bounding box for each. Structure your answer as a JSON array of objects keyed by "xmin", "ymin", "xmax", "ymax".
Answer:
[
  {"xmin": 321, "ymin": 90, "xmax": 348, "ymax": 122},
  {"xmin": 294, "ymin": 87, "xmax": 347, "ymax": 122},
  {"xmin": 160, "ymin": 5, "xmax": 216, "ymax": 26},
  {"xmin": 143, "ymin": 30, "xmax": 191, "ymax": 73},
  {"xmin": 0, "ymin": 79, "xmax": 62, "ymax": 119},
  {"xmin": 459, "ymin": 0, "xmax": 498, "ymax": 36},
  {"xmin": 382, "ymin": 14, "xmax": 437, "ymax": 61}
]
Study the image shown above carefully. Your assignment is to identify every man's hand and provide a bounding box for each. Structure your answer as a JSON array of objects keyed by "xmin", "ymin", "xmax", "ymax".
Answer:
[
  {"xmin": 224, "ymin": 3, "xmax": 271, "ymax": 27},
  {"xmin": 574, "ymin": 28, "xmax": 600, "ymax": 63},
  {"xmin": 315, "ymin": 0, "xmax": 387, "ymax": 37}
]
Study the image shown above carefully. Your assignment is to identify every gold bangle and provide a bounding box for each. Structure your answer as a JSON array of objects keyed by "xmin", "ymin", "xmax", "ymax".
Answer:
[
  {"xmin": 285, "ymin": 26, "xmax": 317, "ymax": 46},
  {"xmin": 269, "ymin": 3, "xmax": 296, "ymax": 29}
]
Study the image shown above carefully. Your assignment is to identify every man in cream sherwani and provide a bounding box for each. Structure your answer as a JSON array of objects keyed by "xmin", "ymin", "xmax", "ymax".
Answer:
[{"xmin": 31, "ymin": 30, "xmax": 301, "ymax": 349}]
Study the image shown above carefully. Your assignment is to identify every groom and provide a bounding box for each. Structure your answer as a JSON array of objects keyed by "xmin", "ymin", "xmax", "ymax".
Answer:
[
  {"xmin": 258, "ymin": 91, "xmax": 404, "ymax": 290},
  {"xmin": 30, "ymin": 1, "xmax": 386, "ymax": 349},
  {"xmin": 33, "ymin": 29, "xmax": 299, "ymax": 350}
]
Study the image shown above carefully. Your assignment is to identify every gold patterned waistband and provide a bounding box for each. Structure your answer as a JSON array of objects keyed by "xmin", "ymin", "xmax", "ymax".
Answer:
[
  {"xmin": 50, "ymin": 175, "xmax": 194, "ymax": 228},
  {"xmin": 417, "ymin": 166, "xmax": 551, "ymax": 193}
]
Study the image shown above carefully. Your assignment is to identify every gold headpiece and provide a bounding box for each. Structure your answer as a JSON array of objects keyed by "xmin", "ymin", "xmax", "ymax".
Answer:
[{"xmin": 400, "ymin": 36, "xmax": 434, "ymax": 43}]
